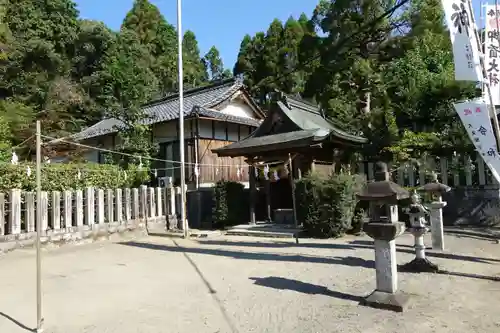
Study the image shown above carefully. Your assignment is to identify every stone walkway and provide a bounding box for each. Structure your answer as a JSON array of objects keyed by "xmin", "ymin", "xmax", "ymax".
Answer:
[{"xmin": 0, "ymin": 230, "xmax": 499, "ymax": 333}]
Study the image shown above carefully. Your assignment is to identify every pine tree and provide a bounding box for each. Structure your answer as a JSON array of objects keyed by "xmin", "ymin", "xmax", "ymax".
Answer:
[
  {"xmin": 203, "ymin": 45, "xmax": 230, "ymax": 81},
  {"xmin": 182, "ymin": 30, "xmax": 207, "ymax": 88}
]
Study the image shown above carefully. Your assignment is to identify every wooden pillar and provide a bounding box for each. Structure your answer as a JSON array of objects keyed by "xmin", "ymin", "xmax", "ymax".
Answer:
[
  {"xmin": 288, "ymin": 154, "xmax": 298, "ymax": 228},
  {"xmin": 264, "ymin": 179, "xmax": 272, "ymax": 222},
  {"xmin": 249, "ymin": 165, "xmax": 256, "ymax": 225}
]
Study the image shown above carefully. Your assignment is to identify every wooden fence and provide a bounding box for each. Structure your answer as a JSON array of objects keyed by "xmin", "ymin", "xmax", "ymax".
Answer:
[{"xmin": 0, "ymin": 184, "xmax": 183, "ymax": 237}]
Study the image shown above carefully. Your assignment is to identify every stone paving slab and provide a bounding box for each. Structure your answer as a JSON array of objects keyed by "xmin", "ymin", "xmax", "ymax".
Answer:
[{"xmin": 0, "ymin": 231, "xmax": 499, "ymax": 333}]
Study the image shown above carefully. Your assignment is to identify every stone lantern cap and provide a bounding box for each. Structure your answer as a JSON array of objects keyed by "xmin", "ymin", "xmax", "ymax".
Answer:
[
  {"xmin": 357, "ymin": 162, "xmax": 410, "ymax": 201},
  {"xmin": 417, "ymin": 171, "xmax": 451, "ymax": 194}
]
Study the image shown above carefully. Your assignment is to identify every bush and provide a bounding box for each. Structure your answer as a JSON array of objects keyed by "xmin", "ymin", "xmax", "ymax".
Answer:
[
  {"xmin": 212, "ymin": 180, "xmax": 247, "ymax": 228},
  {"xmin": 0, "ymin": 162, "xmax": 149, "ymax": 192},
  {"xmin": 295, "ymin": 173, "xmax": 365, "ymax": 238}
]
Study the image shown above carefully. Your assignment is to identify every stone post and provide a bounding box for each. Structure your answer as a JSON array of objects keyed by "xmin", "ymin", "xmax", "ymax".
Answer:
[
  {"xmin": 75, "ymin": 190, "xmax": 84, "ymax": 227},
  {"xmin": 97, "ymin": 189, "xmax": 105, "ymax": 224},
  {"xmin": 25, "ymin": 192, "xmax": 35, "ymax": 232},
  {"xmin": 52, "ymin": 191, "xmax": 61, "ymax": 231},
  {"xmin": 115, "ymin": 188, "xmax": 122, "ymax": 223},
  {"xmin": 140, "ymin": 186, "xmax": 147, "ymax": 219},
  {"xmin": 0, "ymin": 193, "xmax": 5, "ymax": 235},
  {"xmin": 9, "ymin": 189, "xmax": 21, "ymax": 234},
  {"xmin": 63, "ymin": 190, "xmax": 72, "ymax": 228},
  {"xmin": 124, "ymin": 188, "xmax": 131, "ymax": 222},
  {"xmin": 428, "ymin": 198, "xmax": 446, "ymax": 251},
  {"xmin": 85, "ymin": 187, "xmax": 95, "ymax": 227},
  {"xmin": 40, "ymin": 191, "xmax": 48, "ymax": 232},
  {"xmin": 357, "ymin": 162, "xmax": 410, "ymax": 312},
  {"xmin": 149, "ymin": 187, "xmax": 156, "ymax": 218},
  {"xmin": 156, "ymin": 187, "xmax": 163, "ymax": 217},
  {"xmin": 399, "ymin": 192, "xmax": 438, "ymax": 273},
  {"xmin": 106, "ymin": 189, "xmax": 114, "ymax": 223},
  {"xmin": 132, "ymin": 188, "xmax": 139, "ymax": 219},
  {"xmin": 175, "ymin": 186, "xmax": 181, "ymax": 217},
  {"xmin": 168, "ymin": 179, "xmax": 176, "ymax": 216}
]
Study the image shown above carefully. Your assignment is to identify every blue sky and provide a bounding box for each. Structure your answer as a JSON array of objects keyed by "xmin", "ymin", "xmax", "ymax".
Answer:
[{"xmin": 75, "ymin": 0, "xmax": 317, "ymax": 71}]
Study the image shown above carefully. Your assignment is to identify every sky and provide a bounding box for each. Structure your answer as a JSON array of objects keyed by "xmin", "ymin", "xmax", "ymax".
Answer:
[{"xmin": 75, "ymin": 0, "xmax": 317, "ymax": 71}]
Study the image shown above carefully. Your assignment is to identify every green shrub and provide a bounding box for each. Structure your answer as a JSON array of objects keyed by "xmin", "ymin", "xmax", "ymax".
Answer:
[
  {"xmin": 295, "ymin": 173, "xmax": 365, "ymax": 238},
  {"xmin": 212, "ymin": 180, "xmax": 246, "ymax": 228},
  {"xmin": 0, "ymin": 162, "xmax": 149, "ymax": 192}
]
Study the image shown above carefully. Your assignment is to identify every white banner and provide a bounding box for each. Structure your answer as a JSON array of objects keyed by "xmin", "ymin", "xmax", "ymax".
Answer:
[
  {"xmin": 455, "ymin": 100, "xmax": 500, "ymax": 182},
  {"xmin": 441, "ymin": 0, "xmax": 483, "ymax": 82},
  {"xmin": 485, "ymin": 5, "xmax": 500, "ymax": 104}
]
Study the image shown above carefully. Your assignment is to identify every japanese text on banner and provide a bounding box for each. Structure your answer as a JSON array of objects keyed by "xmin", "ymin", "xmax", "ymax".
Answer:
[
  {"xmin": 485, "ymin": 6, "xmax": 500, "ymax": 104},
  {"xmin": 441, "ymin": 0, "xmax": 483, "ymax": 81}
]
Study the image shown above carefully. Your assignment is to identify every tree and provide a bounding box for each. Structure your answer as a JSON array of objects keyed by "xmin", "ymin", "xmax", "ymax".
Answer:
[
  {"xmin": 92, "ymin": 29, "xmax": 159, "ymax": 165},
  {"xmin": 203, "ymin": 46, "xmax": 231, "ymax": 81},
  {"xmin": 122, "ymin": 0, "xmax": 177, "ymax": 94},
  {"xmin": 182, "ymin": 30, "xmax": 207, "ymax": 88}
]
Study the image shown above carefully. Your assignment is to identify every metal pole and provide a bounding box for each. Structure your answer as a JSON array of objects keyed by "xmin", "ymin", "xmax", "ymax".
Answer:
[
  {"xmin": 35, "ymin": 120, "xmax": 43, "ymax": 333},
  {"xmin": 288, "ymin": 154, "xmax": 298, "ymax": 228},
  {"xmin": 469, "ymin": 0, "xmax": 500, "ymax": 151},
  {"xmin": 177, "ymin": 0, "xmax": 188, "ymax": 237}
]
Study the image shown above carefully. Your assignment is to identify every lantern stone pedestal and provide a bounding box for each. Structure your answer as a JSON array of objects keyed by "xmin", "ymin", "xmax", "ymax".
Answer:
[
  {"xmin": 362, "ymin": 222, "xmax": 410, "ymax": 312},
  {"xmin": 357, "ymin": 162, "xmax": 411, "ymax": 312}
]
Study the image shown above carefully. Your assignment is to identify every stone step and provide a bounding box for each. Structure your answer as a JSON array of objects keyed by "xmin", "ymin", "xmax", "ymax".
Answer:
[{"xmin": 225, "ymin": 228, "xmax": 298, "ymax": 239}]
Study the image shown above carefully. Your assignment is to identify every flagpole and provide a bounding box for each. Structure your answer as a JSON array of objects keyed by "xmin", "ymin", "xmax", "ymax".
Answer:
[
  {"xmin": 177, "ymin": 0, "xmax": 188, "ymax": 237},
  {"xmin": 35, "ymin": 120, "xmax": 43, "ymax": 333},
  {"xmin": 469, "ymin": 0, "xmax": 500, "ymax": 151}
]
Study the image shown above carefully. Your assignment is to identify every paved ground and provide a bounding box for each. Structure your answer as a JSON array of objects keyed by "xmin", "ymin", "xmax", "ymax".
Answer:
[{"xmin": 1, "ymin": 229, "xmax": 500, "ymax": 333}]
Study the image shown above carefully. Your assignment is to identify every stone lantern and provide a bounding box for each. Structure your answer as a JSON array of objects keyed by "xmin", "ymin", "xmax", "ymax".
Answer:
[
  {"xmin": 399, "ymin": 191, "xmax": 439, "ymax": 273},
  {"xmin": 357, "ymin": 162, "xmax": 410, "ymax": 312},
  {"xmin": 418, "ymin": 171, "xmax": 451, "ymax": 251}
]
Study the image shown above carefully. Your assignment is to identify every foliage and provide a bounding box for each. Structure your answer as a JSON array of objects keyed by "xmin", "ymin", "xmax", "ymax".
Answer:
[
  {"xmin": 295, "ymin": 172, "xmax": 365, "ymax": 238},
  {"xmin": 211, "ymin": 180, "xmax": 247, "ymax": 228},
  {"xmin": 0, "ymin": 162, "xmax": 149, "ymax": 192}
]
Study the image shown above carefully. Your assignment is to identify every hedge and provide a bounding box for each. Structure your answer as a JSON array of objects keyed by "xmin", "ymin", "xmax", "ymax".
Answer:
[
  {"xmin": 0, "ymin": 162, "xmax": 149, "ymax": 192},
  {"xmin": 295, "ymin": 173, "xmax": 365, "ymax": 238},
  {"xmin": 212, "ymin": 180, "xmax": 247, "ymax": 228}
]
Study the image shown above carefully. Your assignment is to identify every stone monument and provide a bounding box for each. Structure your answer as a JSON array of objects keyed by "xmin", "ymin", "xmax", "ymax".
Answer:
[
  {"xmin": 418, "ymin": 171, "xmax": 451, "ymax": 251},
  {"xmin": 357, "ymin": 162, "xmax": 410, "ymax": 312},
  {"xmin": 399, "ymin": 191, "xmax": 439, "ymax": 273}
]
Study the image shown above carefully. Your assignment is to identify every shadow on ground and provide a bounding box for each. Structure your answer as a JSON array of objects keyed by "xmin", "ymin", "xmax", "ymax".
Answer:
[
  {"xmin": 119, "ymin": 241, "xmax": 374, "ymax": 268},
  {"xmin": 249, "ymin": 276, "xmax": 363, "ymax": 302},
  {"xmin": 0, "ymin": 312, "xmax": 34, "ymax": 332},
  {"xmin": 194, "ymin": 238, "xmax": 500, "ymax": 265}
]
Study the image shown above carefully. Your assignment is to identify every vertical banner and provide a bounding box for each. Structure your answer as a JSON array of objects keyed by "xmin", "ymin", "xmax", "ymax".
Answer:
[
  {"xmin": 485, "ymin": 5, "xmax": 500, "ymax": 104},
  {"xmin": 441, "ymin": 0, "xmax": 483, "ymax": 81},
  {"xmin": 455, "ymin": 100, "xmax": 500, "ymax": 181}
]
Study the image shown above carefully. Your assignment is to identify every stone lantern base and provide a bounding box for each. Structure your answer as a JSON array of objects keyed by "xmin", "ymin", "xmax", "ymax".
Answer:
[
  {"xmin": 399, "ymin": 227, "xmax": 439, "ymax": 273},
  {"xmin": 362, "ymin": 290, "xmax": 411, "ymax": 313},
  {"xmin": 361, "ymin": 222, "xmax": 411, "ymax": 312}
]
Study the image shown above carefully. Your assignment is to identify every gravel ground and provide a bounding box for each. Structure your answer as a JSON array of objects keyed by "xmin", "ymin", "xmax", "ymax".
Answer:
[{"xmin": 0, "ymin": 230, "xmax": 500, "ymax": 333}]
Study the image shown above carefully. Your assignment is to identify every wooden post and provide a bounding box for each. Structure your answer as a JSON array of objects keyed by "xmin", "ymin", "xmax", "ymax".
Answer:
[
  {"xmin": 115, "ymin": 189, "xmax": 122, "ymax": 223},
  {"xmin": 156, "ymin": 187, "xmax": 163, "ymax": 217},
  {"xmin": 26, "ymin": 192, "xmax": 35, "ymax": 232},
  {"xmin": 132, "ymin": 188, "xmax": 139, "ymax": 219},
  {"xmin": 75, "ymin": 190, "xmax": 84, "ymax": 227},
  {"xmin": 40, "ymin": 192, "xmax": 48, "ymax": 232},
  {"xmin": 264, "ymin": 179, "xmax": 272, "ymax": 222},
  {"xmin": 289, "ymin": 154, "xmax": 298, "ymax": 228},
  {"xmin": 10, "ymin": 189, "xmax": 21, "ymax": 234},
  {"xmin": 63, "ymin": 190, "xmax": 72, "ymax": 228},
  {"xmin": 124, "ymin": 188, "xmax": 131, "ymax": 221},
  {"xmin": 149, "ymin": 187, "xmax": 155, "ymax": 218},
  {"xmin": 249, "ymin": 165, "xmax": 256, "ymax": 225},
  {"xmin": 0, "ymin": 193, "xmax": 5, "ymax": 235},
  {"xmin": 85, "ymin": 187, "xmax": 95, "ymax": 226},
  {"xmin": 52, "ymin": 191, "xmax": 61, "ymax": 230},
  {"xmin": 97, "ymin": 189, "xmax": 105, "ymax": 224},
  {"xmin": 106, "ymin": 189, "xmax": 114, "ymax": 223}
]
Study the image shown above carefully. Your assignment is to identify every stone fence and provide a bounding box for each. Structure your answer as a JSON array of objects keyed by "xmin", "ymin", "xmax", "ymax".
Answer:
[{"xmin": 0, "ymin": 185, "xmax": 182, "ymax": 253}]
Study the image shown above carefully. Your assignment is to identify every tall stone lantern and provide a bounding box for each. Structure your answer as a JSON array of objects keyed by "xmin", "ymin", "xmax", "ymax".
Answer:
[
  {"xmin": 418, "ymin": 171, "xmax": 451, "ymax": 251},
  {"xmin": 357, "ymin": 162, "xmax": 410, "ymax": 312}
]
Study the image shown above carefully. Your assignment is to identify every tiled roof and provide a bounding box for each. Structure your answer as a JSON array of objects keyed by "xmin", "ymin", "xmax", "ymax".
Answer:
[
  {"xmin": 192, "ymin": 106, "xmax": 262, "ymax": 127},
  {"xmin": 72, "ymin": 78, "xmax": 247, "ymax": 141}
]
